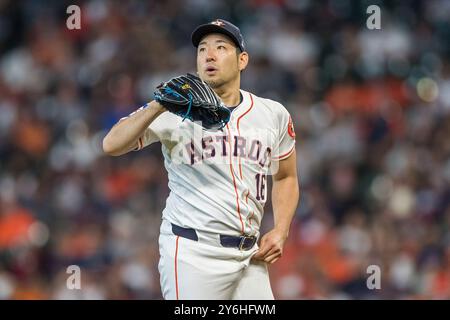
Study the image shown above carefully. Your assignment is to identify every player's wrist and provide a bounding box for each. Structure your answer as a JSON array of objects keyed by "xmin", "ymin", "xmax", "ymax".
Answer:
[
  {"xmin": 148, "ymin": 100, "xmax": 167, "ymax": 114},
  {"xmin": 273, "ymin": 225, "xmax": 290, "ymax": 239}
]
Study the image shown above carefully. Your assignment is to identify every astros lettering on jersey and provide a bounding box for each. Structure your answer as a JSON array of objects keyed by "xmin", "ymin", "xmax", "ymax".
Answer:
[{"xmin": 122, "ymin": 89, "xmax": 295, "ymax": 238}]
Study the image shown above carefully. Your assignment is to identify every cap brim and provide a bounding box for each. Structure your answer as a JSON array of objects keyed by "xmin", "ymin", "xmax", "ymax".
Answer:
[{"xmin": 191, "ymin": 24, "xmax": 242, "ymax": 51}]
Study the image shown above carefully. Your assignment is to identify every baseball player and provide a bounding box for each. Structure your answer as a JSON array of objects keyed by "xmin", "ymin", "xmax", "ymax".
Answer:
[{"xmin": 103, "ymin": 19, "xmax": 299, "ymax": 300}]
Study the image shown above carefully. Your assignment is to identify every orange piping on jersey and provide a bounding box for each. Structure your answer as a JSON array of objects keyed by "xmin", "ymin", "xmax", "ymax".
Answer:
[
  {"xmin": 244, "ymin": 189, "xmax": 256, "ymax": 234},
  {"xmin": 226, "ymin": 124, "xmax": 245, "ymax": 234},
  {"xmin": 235, "ymin": 94, "xmax": 254, "ymax": 233},
  {"xmin": 248, "ymin": 211, "xmax": 255, "ymax": 226},
  {"xmin": 244, "ymin": 190, "xmax": 252, "ymax": 230},
  {"xmin": 238, "ymin": 156, "xmax": 242, "ymax": 179},
  {"xmin": 175, "ymin": 236, "xmax": 180, "ymax": 300},
  {"xmin": 274, "ymin": 144, "xmax": 295, "ymax": 160},
  {"xmin": 236, "ymin": 93, "xmax": 254, "ymax": 179}
]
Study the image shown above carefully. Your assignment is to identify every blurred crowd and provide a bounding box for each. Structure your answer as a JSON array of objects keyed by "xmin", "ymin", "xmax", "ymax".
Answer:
[{"xmin": 0, "ymin": 0, "xmax": 449, "ymax": 299}]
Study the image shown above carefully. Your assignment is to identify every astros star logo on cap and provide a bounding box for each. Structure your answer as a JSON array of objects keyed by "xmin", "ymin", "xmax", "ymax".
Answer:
[{"xmin": 211, "ymin": 19, "xmax": 225, "ymax": 26}]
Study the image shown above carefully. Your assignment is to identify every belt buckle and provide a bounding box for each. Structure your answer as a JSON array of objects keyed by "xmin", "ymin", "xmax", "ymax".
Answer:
[{"xmin": 239, "ymin": 235, "xmax": 255, "ymax": 251}]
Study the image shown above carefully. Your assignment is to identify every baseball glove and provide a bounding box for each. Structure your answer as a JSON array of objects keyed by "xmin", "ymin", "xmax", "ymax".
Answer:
[{"xmin": 153, "ymin": 73, "xmax": 231, "ymax": 130}]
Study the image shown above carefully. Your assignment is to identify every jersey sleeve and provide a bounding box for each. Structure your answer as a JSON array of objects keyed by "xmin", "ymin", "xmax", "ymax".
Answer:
[{"xmin": 271, "ymin": 105, "xmax": 296, "ymax": 161}]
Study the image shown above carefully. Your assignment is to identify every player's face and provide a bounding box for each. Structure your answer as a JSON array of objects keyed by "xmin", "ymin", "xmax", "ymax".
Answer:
[{"xmin": 196, "ymin": 33, "xmax": 244, "ymax": 88}]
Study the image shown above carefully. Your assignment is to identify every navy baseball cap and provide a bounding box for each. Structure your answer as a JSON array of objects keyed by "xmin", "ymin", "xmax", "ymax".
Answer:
[{"xmin": 191, "ymin": 19, "xmax": 246, "ymax": 52}]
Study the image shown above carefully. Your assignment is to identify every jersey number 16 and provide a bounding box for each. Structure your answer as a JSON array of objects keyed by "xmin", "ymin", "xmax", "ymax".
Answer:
[{"xmin": 255, "ymin": 173, "xmax": 266, "ymax": 201}]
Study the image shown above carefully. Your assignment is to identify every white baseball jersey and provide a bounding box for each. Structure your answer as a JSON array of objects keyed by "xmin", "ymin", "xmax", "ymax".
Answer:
[{"xmin": 125, "ymin": 89, "xmax": 295, "ymax": 239}]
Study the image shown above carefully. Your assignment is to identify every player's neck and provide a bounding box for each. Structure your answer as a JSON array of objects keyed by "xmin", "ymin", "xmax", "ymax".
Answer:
[
  {"xmin": 214, "ymin": 81, "xmax": 241, "ymax": 107},
  {"xmin": 218, "ymin": 90, "xmax": 241, "ymax": 107}
]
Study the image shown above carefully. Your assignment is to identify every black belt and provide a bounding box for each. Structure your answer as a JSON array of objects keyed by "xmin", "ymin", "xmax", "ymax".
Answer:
[{"xmin": 171, "ymin": 223, "xmax": 257, "ymax": 251}]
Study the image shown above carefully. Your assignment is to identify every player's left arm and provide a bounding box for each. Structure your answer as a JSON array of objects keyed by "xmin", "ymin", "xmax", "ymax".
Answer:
[{"xmin": 253, "ymin": 150, "xmax": 299, "ymax": 264}]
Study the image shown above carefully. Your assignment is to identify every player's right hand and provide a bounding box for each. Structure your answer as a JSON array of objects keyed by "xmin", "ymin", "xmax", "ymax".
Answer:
[{"xmin": 252, "ymin": 228, "xmax": 288, "ymax": 264}]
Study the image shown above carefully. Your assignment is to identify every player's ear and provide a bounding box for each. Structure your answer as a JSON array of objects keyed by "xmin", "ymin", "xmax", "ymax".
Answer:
[{"xmin": 238, "ymin": 51, "xmax": 249, "ymax": 72}]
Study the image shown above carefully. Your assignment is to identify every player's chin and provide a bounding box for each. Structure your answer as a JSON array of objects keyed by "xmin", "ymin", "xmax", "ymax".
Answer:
[{"xmin": 203, "ymin": 77, "xmax": 224, "ymax": 89}]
